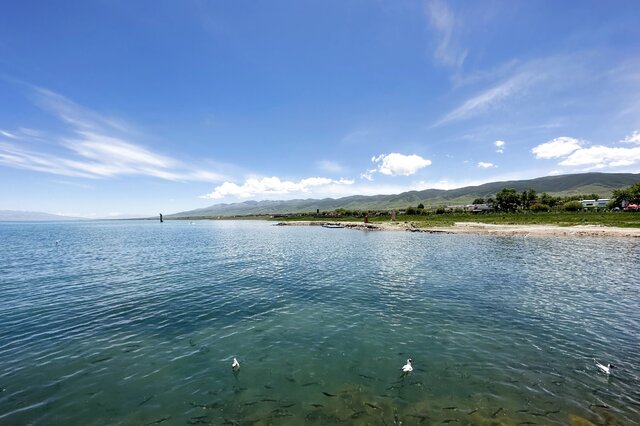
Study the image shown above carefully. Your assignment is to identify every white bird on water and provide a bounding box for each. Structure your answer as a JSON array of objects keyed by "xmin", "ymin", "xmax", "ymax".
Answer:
[
  {"xmin": 594, "ymin": 359, "xmax": 615, "ymax": 375},
  {"xmin": 231, "ymin": 357, "xmax": 240, "ymax": 371},
  {"xmin": 401, "ymin": 358, "xmax": 413, "ymax": 374}
]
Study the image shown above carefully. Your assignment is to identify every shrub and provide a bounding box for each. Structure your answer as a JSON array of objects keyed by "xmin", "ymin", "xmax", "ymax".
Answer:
[
  {"xmin": 530, "ymin": 203, "xmax": 550, "ymax": 212},
  {"xmin": 563, "ymin": 201, "xmax": 583, "ymax": 212}
]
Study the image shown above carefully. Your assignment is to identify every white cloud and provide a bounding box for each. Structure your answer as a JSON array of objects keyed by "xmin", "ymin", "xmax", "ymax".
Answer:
[
  {"xmin": 532, "ymin": 133, "xmax": 640, "ymax": 170},
  {"xmin": 424, "ymin": 0, "xmax": 467, "ymax": 68},
  {"xmin": 621, "ymin": 130, "xmax": 640, "ymax": 144},
  {"xmin": 365, "ymin": 153, "xmax": 432, "ymax": 180},
  {"xmin": 0, "ymin": 88, "xmax": 226, "ymax": 182},
  {"xmin": 435, "ymin": 72, "xmax": 538, "ymax": 125},
  {"xmin": 200, "ymin": 176, "xmax": 354, "ymax": 200},
  {"xmin": 559, "ymin": 145, "xmax": 640, "ymax": 168},
  {"xmin": 495, "ymin": 140, "xmax": 505, "ymax": 153},
  {"xmin": 531, "ymin": 137, "xmax": 582, "ymax": 159},
  {"xmin": 477, "ymin": 162, "xmax": 496, "ymax": 168}
]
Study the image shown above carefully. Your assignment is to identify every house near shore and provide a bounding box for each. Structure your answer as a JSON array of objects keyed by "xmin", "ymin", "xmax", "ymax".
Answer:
[
  {"xmin": 580, "ymin": 199, "xmax": 609, "ymax": 209},
  {"xmin": 465, "ymin": 203, "xmax": 492, "ymax": 213},
  {"xmin": 445, "ymin": 204, "xmax": 492, "ymax": 212}
]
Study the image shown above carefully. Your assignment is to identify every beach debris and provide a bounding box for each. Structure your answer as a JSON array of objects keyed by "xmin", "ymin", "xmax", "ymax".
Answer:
[
  {"xmin": 402, "ymin": 358, "xmax": 413, "ymax": 374},
  {"xmin": 365, "ymin": 402, "xmax": 380, "ymax": 409},
  {"xmin": 442, "ymin": 406, "xmax": 457, "ymax": 410},
  {"xmin": 350, "ymin": 410, "xmax": 366, "ymax": 419},
  {"xmin": 594, "ymin": 359, "xmax": 615, "ymax": 375},
  {"xmin": 270, "ymin": 408, "xmax": 293, "ymax": 418},
  {"xmin": 261, "ymin": 398, "xmax": 277, "ymax": 402},
  {"xmin": 189, "ymin": 401, "xmax": 218, "ymax": 409},
  {"xmin": 467, "ymin": 408, "xmax": 478, "ymax": 415},
  {"xmin": 231, "ymin": 357, "xmax": 240, "ymax": 371},
  {"xmin": 310, "ymin": 403, "xmax": 324, "ymax": 408},
  {"xmin": 322, "ymin": 391, "xmax": 337, "ymax": 397},
  {"xmin": 407, "ymin": 413, "xmax": 430, "ymax": 422},
  {"xmin": 302, "ymin": 381, "xmax": 319, "ymax": 387},
  {"xmin": 187, "ymin": 415, "xmax": 210, "ymax": 425},
  {"xmin": 138, "ymin": 395, "xmax": 154, "ymax": 406},
  {"xmin": 144, "ymin": 416, "xmax": 171, "ymax": 425},
  {"xmin": 280, "ymin": 403, "xmax": 296, "ymax": 408},
  {"xmin": 491, "ymin": 407, "xmax": 503, "ymax": 417},
  {"xmin": 89, "ymin": 356, "xmax": 112, "ymax": 364},
  {"xmin": 442, "ymin": 419, "xmax": 459, "ymax": 424}
]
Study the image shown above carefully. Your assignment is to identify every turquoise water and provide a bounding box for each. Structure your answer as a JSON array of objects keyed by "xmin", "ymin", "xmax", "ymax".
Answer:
[{"xmin": 0, "ymin": 220, "xmax": 639, "ymax": 425}]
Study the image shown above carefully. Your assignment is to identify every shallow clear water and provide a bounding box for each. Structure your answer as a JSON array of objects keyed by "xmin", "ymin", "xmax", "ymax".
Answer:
[{"xmin": 0, "ymin": 220, "xmax": 639, "ymax": 425}]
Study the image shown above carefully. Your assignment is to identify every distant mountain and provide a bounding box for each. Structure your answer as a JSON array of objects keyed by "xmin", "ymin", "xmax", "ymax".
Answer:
[
  {"xmin": 168, "ymin": 172, "xmax": 640, "ymax": 218},
  {"xmin": 0, "ymin": 210, "xmax": 85, "ymax": 221}
]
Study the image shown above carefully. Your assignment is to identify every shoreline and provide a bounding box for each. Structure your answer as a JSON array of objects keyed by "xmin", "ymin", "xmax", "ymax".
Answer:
[{"xmin": 276, "ymin": 220, "xmax": 640, "ymax": 238}]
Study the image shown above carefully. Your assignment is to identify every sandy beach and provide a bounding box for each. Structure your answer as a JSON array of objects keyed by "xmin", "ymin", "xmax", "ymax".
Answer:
[{"xmin": 277, "ymin": 220, "xmax": 640, "ymax": 238}]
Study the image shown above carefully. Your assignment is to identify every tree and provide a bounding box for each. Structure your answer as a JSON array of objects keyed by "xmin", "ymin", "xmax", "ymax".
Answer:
[
  {"xmin": 610, "ymin": 182, "xmax": 640, "ymax": 207},
  {"xmin": 520, "ymin": 188, "xmax": 537, "ymax": 209},
  {"xmin": 406, "ymin": 206, "xmax": 417, "ymax": 215},
  {"xmin": 495, "ymin": 188, "xmax": 520, "ymax": 212},
  {"xmin": 472, "ymin": 198, "xmax": 485, "ymax": 204},
  {"xmin": 538, "ymin": 192, "xmax": 558, "ymax": 207},
  {"xmin": 417, "ymin": 203, "xmax": 424, "ymax": 209}
]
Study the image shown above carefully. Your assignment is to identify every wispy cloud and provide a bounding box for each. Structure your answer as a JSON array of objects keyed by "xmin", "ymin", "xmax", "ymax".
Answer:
[
  {"xmin": 434, "ymin": 71, "xmax": 538, "ymax": 126},
  {"xmin": 200, "ymin": 176, "xmax": 354, "ymax": 200},
  {"xmin": 424, "ymin": 0, "xmax": 467, "ymax": 69},
  {"xmin": 0, "ymin": 88, "xmax": 226, "ymax": 182},
  {"xmin": 316, "ymin": 160, "xmax": 345, "ymax": 173}
]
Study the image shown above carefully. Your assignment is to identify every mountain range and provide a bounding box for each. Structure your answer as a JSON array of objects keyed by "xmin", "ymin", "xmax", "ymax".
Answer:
[
  {"xmin": 168, "ymin": 172, "xmax": 640, "ymax": 218},
  {"xmin": 0, "ymin": 210, "xmax": 85, "ymax": 221}
]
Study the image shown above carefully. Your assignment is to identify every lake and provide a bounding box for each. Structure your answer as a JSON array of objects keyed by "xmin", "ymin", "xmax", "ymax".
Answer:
[{"xmin": 0, "ymin": 220, "xmax": 639, "ymax": 425}]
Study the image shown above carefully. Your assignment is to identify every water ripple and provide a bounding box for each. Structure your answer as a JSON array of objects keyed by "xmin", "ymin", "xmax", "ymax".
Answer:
[{"xmin": 0, "ymin": 221, "xmax": 639, "ymax": 424}]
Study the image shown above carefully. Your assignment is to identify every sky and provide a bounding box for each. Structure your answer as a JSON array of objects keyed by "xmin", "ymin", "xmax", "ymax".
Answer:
[{"xmin": 0, "ymin": 0, "xmax": 639, "ymax": 218}]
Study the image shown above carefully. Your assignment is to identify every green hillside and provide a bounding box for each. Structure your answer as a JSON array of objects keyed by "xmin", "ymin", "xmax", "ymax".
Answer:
[{"xmin": 168, "ymin": 172, "xmax": 640, "ymax": 218}]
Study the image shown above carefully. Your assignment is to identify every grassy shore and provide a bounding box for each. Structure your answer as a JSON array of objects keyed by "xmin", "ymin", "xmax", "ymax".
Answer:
[{"xmin": 273, "ymin": 211, "xmax": 640, "ymax": 228}]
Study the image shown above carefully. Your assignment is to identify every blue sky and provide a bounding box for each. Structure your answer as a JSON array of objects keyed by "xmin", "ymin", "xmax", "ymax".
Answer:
[{"xmin": 1, "ymin": 0, "xmax": 639, "ymax": 218}]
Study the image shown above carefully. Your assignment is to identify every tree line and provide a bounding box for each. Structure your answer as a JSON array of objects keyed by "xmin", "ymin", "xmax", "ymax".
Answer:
[{"xmin": 405, "ymin": 181, "xmax": 640, "ymax": 214}]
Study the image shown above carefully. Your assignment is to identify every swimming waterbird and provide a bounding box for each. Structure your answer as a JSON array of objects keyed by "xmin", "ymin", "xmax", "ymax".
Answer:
[
  {"xmin": 232, "ymin": 357, "xmax": 240, "ymax": 371},
  {"xmin": 401, "ymin": 359, "xmax": 413, "ymax": 374},
  {"xmin": 594, "ymin": 359, "xmax": 615, "ymax": 375}
]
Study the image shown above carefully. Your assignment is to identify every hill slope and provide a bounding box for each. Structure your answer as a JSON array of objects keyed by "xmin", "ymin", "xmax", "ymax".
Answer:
[{"xmin": 169, "ymin": 172, "xmax": 639, "ymax": 218}]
